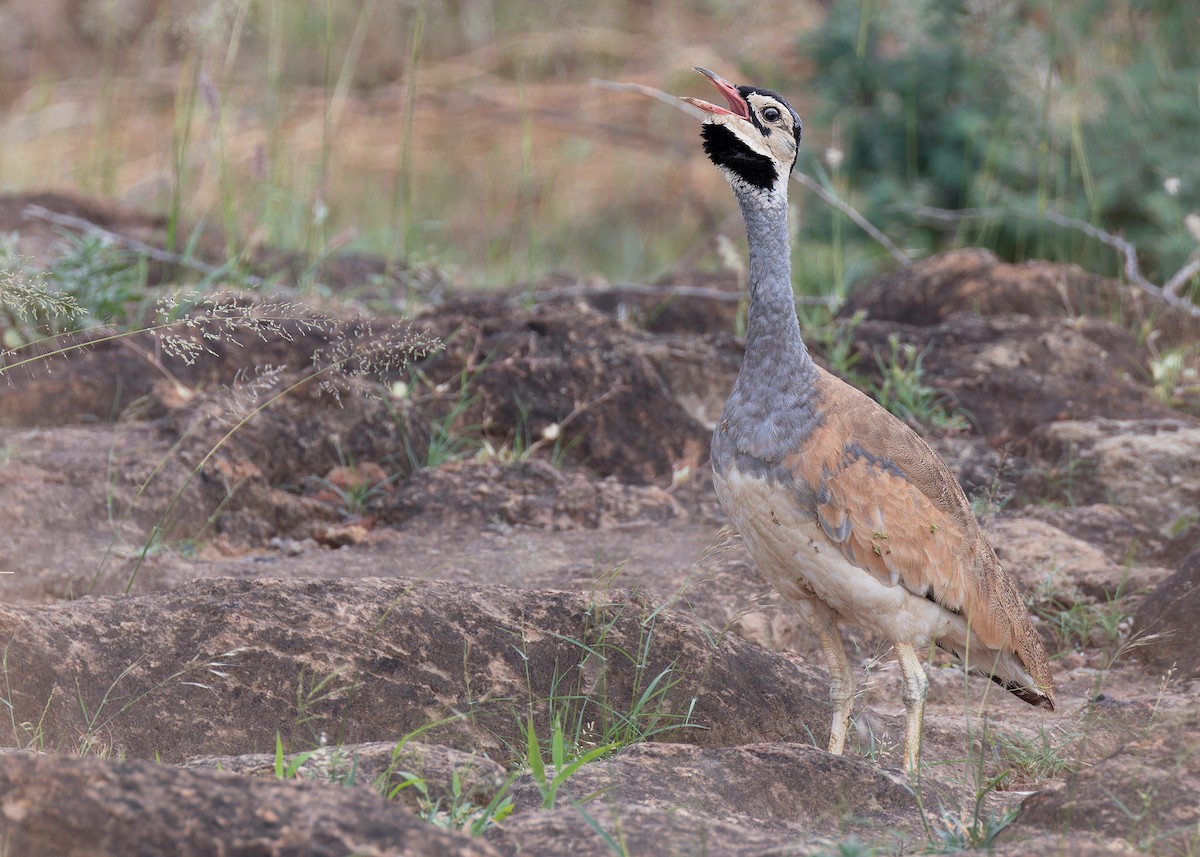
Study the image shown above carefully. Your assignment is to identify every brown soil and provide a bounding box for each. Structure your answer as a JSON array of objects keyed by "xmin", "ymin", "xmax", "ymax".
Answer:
[{"xmin": 1, "ymin": 195, "xmax": 1198, "ymax": 855}]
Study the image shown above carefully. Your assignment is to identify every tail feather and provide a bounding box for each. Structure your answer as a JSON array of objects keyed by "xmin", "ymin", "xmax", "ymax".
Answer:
[{"xmin": 936, "ymin": 640, "xmax": 1055, "ymax": 710}]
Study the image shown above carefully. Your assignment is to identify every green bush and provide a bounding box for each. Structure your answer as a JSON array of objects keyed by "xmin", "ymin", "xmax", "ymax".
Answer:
[{"xmin": 799, "ymin": 0, "xmax": 1200, "ymax": 289}]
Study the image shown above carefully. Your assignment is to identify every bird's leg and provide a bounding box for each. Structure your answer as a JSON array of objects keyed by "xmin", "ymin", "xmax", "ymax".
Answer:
[
  {"xmin": 816, "ymin": 622, "xmax": 854, "ymax": 756},
  {"xmin": 893, "ymin": 641, "xmax": 929, "ymax": 778}
]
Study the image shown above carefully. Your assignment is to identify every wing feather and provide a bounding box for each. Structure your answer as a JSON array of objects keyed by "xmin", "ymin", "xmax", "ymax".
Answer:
[{"xmin": 786, "ymin": 371, "xmax": 1035, "ymax": 662}]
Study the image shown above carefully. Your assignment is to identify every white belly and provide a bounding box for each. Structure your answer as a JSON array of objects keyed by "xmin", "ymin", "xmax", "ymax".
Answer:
[{"xmin": 715, "ymin": 467, "xmax": 956, "ymax": 647}]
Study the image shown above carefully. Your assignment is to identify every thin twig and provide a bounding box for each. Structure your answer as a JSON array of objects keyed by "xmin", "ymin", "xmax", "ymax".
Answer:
[
  {"xmin": 901, "ymin": 204, "xmax": 1200, "ymax": 317},
  {"xmin": 1164, "ymin": 257, "xmax": 1200, "ymax": 299},
  {"xmin": 21, "ymin": 204, "xmax": 262, "ymax": 286},
  {"xmin": 523, "ymin": 383, "xmax": 629, "ymax": 457},
  {"xmin": 790, "ymin": 172, "xmax": 911, "ymax": 266},
  {"xmin": 592, "ymin": 78, "xmax": 912, "ymax": 268},
  {"xmin": 589, "ymin": 78, "xmax": 707, "ymax": 119}
]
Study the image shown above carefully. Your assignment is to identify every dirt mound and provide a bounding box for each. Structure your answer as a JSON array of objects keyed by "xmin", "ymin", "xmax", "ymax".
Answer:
[
  {"xmin": 385, "ymin": 457, "xmax": 681, "ymax": 530},
  {"xmin": 0, "ymin": 307, "xmax": 337, "ymax": 428},
  {"xmin": 413, "ymin": 293, "xmax": 737, "ymax": 484},
  {"xmin": 1134, "ymin": 548, "xmax": 1200, "ymax": 679},
  {"xmin": 507, "ymin": 742, "xmax": 929, "ymax": 839},
  {"xmin": 533, "ymin": 270, "xmax": 742, "ymax": 336},
  {"xmin": 840, "ymin": 248, "xmax": 1196, "ymax": 454},
  {"xmin": 0, "ymin": 751, "xmax": 499, "ymax": 857},
  {"xmin": 0, "ymin": 577, "xmax": 831, "ymax": 763},
  {"xmin": 843, "ymin": 248, "xmax": 1200, "ymax": 345},
  {"xmin": 6, "ymin": 224, "xmax": 1200, "ymax": 854},
  {"xmin": 850, "ymin": 313, "xmax": 1172, "ymax": 450},
  {"xmin": 1005, "ymin": 710, "xmax": 1200, "ymax": 855}
]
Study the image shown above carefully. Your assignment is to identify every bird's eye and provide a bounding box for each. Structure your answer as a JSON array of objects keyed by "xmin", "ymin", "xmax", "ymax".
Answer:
[{"xmin": 762, "ymin": 106, "xmax": 781, "ymax": 122}]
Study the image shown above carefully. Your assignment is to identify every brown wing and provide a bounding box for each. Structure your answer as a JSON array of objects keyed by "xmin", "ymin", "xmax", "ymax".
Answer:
[{"xmin": 787, "ymin": 369, "xmax": 1054, "ymax": 703}]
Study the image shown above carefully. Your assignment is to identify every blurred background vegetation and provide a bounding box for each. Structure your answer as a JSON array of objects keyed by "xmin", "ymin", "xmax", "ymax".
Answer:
[{"xmin": 0, "ymin": 0, "xmax": 1196, "ymax": 299}]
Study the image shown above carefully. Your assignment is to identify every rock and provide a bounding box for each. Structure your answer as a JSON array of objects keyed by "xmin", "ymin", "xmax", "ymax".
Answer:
[
  {"xmin": 314, "ymin": 522, "xmax": 373, "ymax": 547},
  {"xmin": 1004, "ymin": 711, "xmax": 1200, "ymax": 855},
  {"xmin": 989, "ymin": 833, "xmax": 1145, "ymax": 856},
  {"xmin": 0, "ymin": 578, "xmax": 831, "ymax": 764},
  {"xmin": 1067, "ymin": 694, "xmax": 1157, "ymax": 766},
  {"xmin": 507, "ymin": 743, "xmax": 931, "ymax": 843},
  {"xmin": 184, "ymin": 740, "xmax": 509, "ymax": 818},
  {"xmin": 495, "ymin": 803, "xmax": 815, "ymax": 857},
  {"xmin": 1161, "ymin": 520, "xmax": 1200, "ymax": 567},
  {"xmin": 987, "ymin": 517, "xmax": 1170, "ymax": 605},
  {"xmin": 1133, "ymin": 549, "xmax": 1200, "ymax": 678},
  {"xmin": 0, "ymin": 751, "xmax": 499, "ymax": 857},
  {"xmin": 1036, "ymin": 419, "xmax": 1200, "ymax": 535},
  {"xmin": 320, "ymin": 462, "xmax": 392, "ymax": 495},
  {"xmin": 1020, "ymin": 504, "xmax": 1167, "ymax": 563}
]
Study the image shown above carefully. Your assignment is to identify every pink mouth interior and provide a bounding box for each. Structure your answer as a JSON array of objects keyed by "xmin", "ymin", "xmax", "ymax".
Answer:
[
  {"xmin": 713, "ymin": 88, "xmax": 749, "ymax": 119},
  {"xmin": 693, "ymin": 68, "xmax": 750, "ymax": 119},
  {"xmin": 681, "ymin": 70, "xmax": 750, "ymax": 120}
]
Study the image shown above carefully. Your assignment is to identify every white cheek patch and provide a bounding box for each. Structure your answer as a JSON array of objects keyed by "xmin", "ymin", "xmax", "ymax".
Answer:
[{"xmin": 745, "ymin": 93, "xmax": 797, "ymax": 162}]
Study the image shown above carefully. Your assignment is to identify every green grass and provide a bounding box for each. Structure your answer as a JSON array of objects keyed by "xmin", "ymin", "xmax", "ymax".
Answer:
[
  {"xmin": 522, "ymin": 715, "xmax": 617, "ymax": 810},
  {"xmin": 259, "ymin": 580, "xmax": 706, "ymax": 839},
  {"xmin": 397, "ymin": 355, "xmax": 486, "ymax": 471},
  {"xmin": 982, "ymin": 725, "xmax": 1082, "ymax": 789},
  {"xmin": 921, "ymin": 804, "xmax": 1017, "ymax": 853},
  {"xmin": 868, "ymin": 334, "xmax": 970, "ymax": 434},
  {"xmin": 304, "ymin": 446, "xmax": 399, "ymax": 517},
  {"xmin": 1032, "ymin": 577, "xmax": 1135, "ymax": 666},
  {"xmin": 1, "ymin": 258, "xmax": 441, "ymax": 593},
  {"xmin": 520, "ymin": 594, "xmax": 704, "ymax": 763},
  {"xmin": 0, "ymin": 641, "xmax": 244, "ymax": 757}
]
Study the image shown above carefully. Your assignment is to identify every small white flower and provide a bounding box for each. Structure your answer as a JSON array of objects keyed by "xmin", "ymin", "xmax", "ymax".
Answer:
[
  {"xmin": 715, "ymin": 233, "xmax": 743, "ymax": 272},
  {"xmin": 1185, "ymin": 213, "xmax": 1200, "ymax": 244},
  {"xmin": 541, "ymin": 423, "xmax": 561, "ymax": 442},
  {"xmin": 826, "ymin": 147, "xmax": 844, "ymax": 170},
  {"xmin": 1164, "ymin": 177, "xmax": 1181, "ymax": 196}
]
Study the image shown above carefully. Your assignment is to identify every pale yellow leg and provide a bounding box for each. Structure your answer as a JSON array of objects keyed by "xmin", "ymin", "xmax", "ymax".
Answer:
[
  {"xmin": 894, "ymin": 641, "xmax": 929, "ymax": 778},
  {"xmin": 816, "ymin": 622, "xmax": 854, "ymax": 756}
]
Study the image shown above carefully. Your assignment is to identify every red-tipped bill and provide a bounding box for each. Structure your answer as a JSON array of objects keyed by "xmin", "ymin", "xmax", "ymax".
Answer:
[{"xmin": 680, "ymin": 67, "xmax": 750, "ymax": 119}]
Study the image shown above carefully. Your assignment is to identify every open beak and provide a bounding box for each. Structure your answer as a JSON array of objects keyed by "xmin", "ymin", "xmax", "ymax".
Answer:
[{"xmin": 680, "ymin": 67, "xmax": 750, "ymax": 119}]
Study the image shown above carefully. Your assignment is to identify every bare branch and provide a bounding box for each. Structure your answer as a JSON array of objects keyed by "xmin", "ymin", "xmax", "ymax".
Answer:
[
  {"xmin": 589, "ymin": 78, "xmax": 707, "ymax": 119},
  {"xmin": 1164, "ymin": 256, "xmax": 1200, "ymax": 299},
  {"xmin": 593, "ymin": 78, "xmax": 912, "ymax": 268},
  {"xmin": 523, "ymin": 383, "xmax": 629, "ymax": 457},
  {"xmin": 22, "ymin": 204, "xmax": 260, "ymax": 286},
  {"xmin": 789, "ymin": 172, "xmax": 911, "ymax": 267},
  {"xmin": 901, "ymin": 204, "xmax": 1200, "ymax": 317}
]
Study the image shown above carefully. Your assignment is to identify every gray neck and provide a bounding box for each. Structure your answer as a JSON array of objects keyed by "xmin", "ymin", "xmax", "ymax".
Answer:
[{"xmin": 721, "ymin": 189, "xmax": 822, "ymax": 461}]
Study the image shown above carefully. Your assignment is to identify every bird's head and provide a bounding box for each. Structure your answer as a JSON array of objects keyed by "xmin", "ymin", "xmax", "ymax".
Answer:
[{"xmin": 681, "ymin": 68, "xmax": 802, "ymax": 204}]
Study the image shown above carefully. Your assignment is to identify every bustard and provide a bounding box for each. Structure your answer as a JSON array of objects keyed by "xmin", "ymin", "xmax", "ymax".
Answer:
[{"xmin": 682, "ymin": 68, "xmax": 1054, "ymax": 776}]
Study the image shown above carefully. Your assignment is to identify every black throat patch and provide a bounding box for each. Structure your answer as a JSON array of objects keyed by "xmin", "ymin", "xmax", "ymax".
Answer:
[{"xmin": 701, "ymin": 123, "xmax": 777, "ymax": 191}]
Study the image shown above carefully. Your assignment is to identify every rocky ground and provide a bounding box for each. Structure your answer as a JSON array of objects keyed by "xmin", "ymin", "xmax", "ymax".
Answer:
[{"xmin": 1, "ymin": 192, "xmax": 1198, "ymax": 855}]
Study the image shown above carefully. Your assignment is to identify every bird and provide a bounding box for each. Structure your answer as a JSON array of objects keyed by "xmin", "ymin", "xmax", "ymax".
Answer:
[{"xmin": 681, "ymin": 67, "xmax": 1054, "ymax": 776}]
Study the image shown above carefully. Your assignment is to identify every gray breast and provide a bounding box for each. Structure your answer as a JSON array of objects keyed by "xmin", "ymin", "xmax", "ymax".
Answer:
[{"xmin": 711, "ymin": 415, "xmax": 819, "ymax": 510}]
